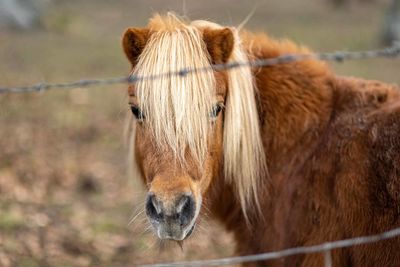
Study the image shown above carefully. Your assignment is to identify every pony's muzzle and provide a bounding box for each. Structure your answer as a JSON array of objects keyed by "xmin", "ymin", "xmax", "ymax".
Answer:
[{"xmin": 145, "ymin": 192, "xmax": 197, "ymax": 240}]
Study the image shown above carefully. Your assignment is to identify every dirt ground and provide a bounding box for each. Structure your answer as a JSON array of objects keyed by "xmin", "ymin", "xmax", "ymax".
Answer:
[{"xmin": 0, "ymin": 0, "xmax": 399, "ymax": 266}]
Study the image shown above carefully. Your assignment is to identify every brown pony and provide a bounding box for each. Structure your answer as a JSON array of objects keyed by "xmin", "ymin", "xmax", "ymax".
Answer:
[{"xmin": 122, "ymin": 13, "xmax": 400, "ymax": 266}]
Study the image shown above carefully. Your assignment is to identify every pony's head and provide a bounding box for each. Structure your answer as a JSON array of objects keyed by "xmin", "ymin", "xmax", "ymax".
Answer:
[{"xmin": 123, "ymin": 13, "xmax": 265, "ymax": 241}]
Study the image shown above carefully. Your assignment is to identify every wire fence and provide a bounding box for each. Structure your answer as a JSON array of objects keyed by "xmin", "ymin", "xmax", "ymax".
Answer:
[
  {"xmin": 0, "ymin": 42, "xmax": 399, "ymax": 94},
  {"xmin": 2, "ymin": 41, "xmax": 400, "ymax": 267},
  {"xmin": 140, "ymin": 226, "xmax": 400, "ymax": 267}
]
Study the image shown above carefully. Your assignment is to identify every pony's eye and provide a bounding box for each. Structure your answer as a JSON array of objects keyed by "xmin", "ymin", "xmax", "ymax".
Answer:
[
  {"xmin": 210, "ymin": 102, "xmax": 224, "ymax": 119},
  {"xmin": 130, "ymin": 105, "xmax": 145, "ymax": 121}
]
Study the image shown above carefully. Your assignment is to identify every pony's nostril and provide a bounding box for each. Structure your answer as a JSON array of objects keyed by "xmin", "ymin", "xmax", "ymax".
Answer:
[
  {"xmin": 177, "ymin": 194, "xmax": 195, "ymax": 226},
  {"xmin": 146, "ymin": 194, "xmax": 163, "ymax": 221},
  {"xmin": 145, "ymin": 193, "xmax": 195, "ymax": 226}
]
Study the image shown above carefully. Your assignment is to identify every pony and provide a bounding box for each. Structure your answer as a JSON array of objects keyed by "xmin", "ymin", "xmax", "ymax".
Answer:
[{"xmin": 122, "ymin": 13, "xmax": 400, "ymax": 266}]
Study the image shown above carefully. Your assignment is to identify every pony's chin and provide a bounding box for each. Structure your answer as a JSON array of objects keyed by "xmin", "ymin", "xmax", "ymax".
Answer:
[{"xmin": 154, "ymin": 223, "xmax": 196, "ymax": 241}]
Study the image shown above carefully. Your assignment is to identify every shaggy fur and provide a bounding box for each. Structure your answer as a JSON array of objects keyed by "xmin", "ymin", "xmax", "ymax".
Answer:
[{"xmin": 123, "ymin": 14, "xmax": 400, "ymax": 266}]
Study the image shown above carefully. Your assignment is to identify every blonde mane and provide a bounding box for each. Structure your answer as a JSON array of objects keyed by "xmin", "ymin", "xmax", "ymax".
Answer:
[
  {"xmin": 129, "ymin": 13, "xmax": 266, "ymax": 216},
  {"xmin": 192, "ymin": 19, "xmax": 266, "ymax": 215}
]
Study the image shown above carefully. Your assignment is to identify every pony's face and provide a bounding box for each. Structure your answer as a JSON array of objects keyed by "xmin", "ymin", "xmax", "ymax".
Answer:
[
  {"xmin": 129, "ymin": 81, "xmax": 226, "ymax": 241},
  {"xmin": 122, "ymin": 17, "xmax": 234, "ymax": 241}
]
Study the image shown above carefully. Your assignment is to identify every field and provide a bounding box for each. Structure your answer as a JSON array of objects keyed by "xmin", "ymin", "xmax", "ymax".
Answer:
[{"xmin": 0, "ymin": 0, "xmax": 399, "ymax": 266}]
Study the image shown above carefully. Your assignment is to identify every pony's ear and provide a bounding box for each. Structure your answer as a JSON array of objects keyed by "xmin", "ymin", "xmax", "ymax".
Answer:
[
  {"xmin": 122, "ymin": 28, "xmax": 150, "ymax": 66},
  {"xmin": 203, "ymin": 28, "xmax": 234, "ymax": 64}
]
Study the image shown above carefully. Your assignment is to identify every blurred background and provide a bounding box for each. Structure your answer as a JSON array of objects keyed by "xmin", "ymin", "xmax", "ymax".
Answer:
[{"xmin": 0, "ymin": 0, "xmax": 399, "ymax": 266}]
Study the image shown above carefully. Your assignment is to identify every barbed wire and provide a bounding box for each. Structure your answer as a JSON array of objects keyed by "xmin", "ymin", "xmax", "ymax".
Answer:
[
  {"xmin": 140, "ymin": 226, "xmax": 400, "ymax": 267},
  {"xmin": 0, "ymin": 43, "xmax": 399, "ymax": 94}
]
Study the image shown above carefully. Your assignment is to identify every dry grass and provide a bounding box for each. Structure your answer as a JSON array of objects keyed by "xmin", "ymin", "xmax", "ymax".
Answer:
[{"xmin": 0, "ymin": 0, "xmax": 399, "ymax": 266}]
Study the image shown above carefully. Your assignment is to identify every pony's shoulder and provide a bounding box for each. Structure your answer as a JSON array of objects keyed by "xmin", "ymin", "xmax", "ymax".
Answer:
[{"xmin": 326, "ymin": 77, "xmax": 400, "ymax": 210}]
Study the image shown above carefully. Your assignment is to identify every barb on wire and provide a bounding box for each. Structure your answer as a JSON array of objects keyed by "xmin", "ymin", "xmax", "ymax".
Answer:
[
  {"xmin": 140, "ymin": 226, "xmax": 400, "ymax": 267},
  {"xmin": 0, "ymin": 43, "xmax": 399, "ymax": 94}
]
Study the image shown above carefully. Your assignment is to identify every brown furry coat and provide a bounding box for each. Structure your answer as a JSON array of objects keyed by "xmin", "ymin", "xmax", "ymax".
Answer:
[{"xmin": 207, "ymin": 34, "xmax": 400, "ymax": 267}]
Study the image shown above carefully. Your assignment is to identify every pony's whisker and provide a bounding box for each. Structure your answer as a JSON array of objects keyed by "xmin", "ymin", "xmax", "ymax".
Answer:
[{"xmin": 128, "ymin": 208, "xmax": 145, "ymax": 226}]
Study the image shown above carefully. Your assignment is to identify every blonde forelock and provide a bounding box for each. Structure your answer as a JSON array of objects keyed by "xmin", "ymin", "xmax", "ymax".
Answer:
[{"xmin": 133, "ymin": 13, "xmax": 215, "ymax": 165}]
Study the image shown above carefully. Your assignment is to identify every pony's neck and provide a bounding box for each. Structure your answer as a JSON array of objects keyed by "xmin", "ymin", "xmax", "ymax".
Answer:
[
  {"xmin": 247, "ymin": 32, "xmax": 335, "ymax": 175},
  {"xmin": 207, "ymin": 32, "xmax": 335, "ymax": 232}
]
